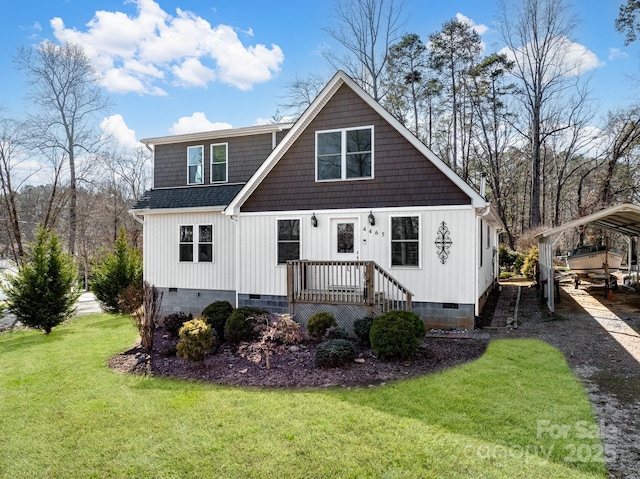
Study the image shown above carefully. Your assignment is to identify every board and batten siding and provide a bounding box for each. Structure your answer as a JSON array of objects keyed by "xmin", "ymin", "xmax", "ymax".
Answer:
[
  {"xmin": 236, "ymin": 206, "xmax": 478, "ymax": 305},
  {"xmin": 143, "ymin": 211, "xmax": 235, "ymax": 291}
]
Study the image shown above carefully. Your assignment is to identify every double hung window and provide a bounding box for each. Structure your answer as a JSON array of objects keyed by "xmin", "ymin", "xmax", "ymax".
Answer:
[
  {"xmin": 391, "ymin": 216, "xmax": 419, "ymax": 267},
  {"xmin": 187, "ymin": 146, "xmax": 203, "ymax": 184},
  {"xmin": 277, "ymin": 219, "xmax": 300, "ymax": 264},
  {"xmin": 210, "ymin": 143, "xmax": 228, "ymax": 183}
]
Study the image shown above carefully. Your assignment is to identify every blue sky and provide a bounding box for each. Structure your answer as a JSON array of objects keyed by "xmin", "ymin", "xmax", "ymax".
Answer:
[{"xmin": 1, "ymin": 0, "xmax": 638, "ymax": 152}]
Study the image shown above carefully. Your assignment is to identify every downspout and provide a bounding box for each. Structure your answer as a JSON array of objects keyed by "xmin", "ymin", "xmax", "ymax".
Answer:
[{"xmin": 229, "ymin": 214, "xmax": 240, "ymax": 308}]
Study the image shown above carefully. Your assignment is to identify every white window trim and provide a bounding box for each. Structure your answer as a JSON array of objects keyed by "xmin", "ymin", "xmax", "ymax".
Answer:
[
  {"xmin": 276, "ymin": 217, "xmax": 301, "ymax": 266},
  {"xmin": 315, "ymin": 125, "xmax": 374, "ymax": 182},
  {"xmin": 210, "ymin": 142, "xmax": 228, "ymax": 183},
  {"xmin": 389, "ymin": 214, "xmax": 421, "ymax": 269},
  {"xmin": 187, "ymin": 145, "xmax": 204, "ymax": 185},
  {"xmin": 178, "ymin": 223, "xmax": 214, "ymax": 263}
]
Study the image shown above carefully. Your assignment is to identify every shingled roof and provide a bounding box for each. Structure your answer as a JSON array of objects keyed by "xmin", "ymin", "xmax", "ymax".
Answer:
[{"xmin": 132, "ymin": 184, "xmax": 245, "ymax": 211}]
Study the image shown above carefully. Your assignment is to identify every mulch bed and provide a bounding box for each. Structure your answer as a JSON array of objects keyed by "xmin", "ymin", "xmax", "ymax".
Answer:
[{"xmin": 109, "ymin": 327, "xmax": 488, "ymax": 388}]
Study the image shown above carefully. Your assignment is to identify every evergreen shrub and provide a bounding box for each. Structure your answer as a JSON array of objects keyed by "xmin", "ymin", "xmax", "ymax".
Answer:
[
  {"xmin": 176, "ymin": 319, "xmax": 216, "ymax": 362},
  {"xmin": 201, "ymin": 301, "xmax": 234, "ymax": 342},
  {"xmin": 370, "ymin": 311, "xmax": 426, "ymax": 360},
  {"xmin": 306, "ymin": 312, "xmax": 337, "ymax": 340},
  {"xmin": 314, "ymin": 339, "xmax": 356, "ymax": 368}
]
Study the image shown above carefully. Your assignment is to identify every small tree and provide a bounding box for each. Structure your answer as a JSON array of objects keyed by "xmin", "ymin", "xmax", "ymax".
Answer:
[
  {"xmin": 92, "ymin": 227, "xmax": 142, "ymax": 313},
  {"xmin": 1, "ymin": 225, "xmax": 80, "ymax": 334}
]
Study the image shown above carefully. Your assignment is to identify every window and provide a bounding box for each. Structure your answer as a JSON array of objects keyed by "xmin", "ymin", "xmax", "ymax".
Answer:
[
  {"xmin": 210, "ymin": 143, "xmax": 228, "ymax": 183},
  {"xmin": 187, "ymin": 146, "xmax": 203, "ymax": 184},
  {"xmin": 277, "ymin": 219, "xmax": 300, "ymax": 264},
  {"xmin": 336, "ymin": 222, "xmax": 354, "ymax": 253},
  {"xmin": 391, "ymin": 216, "xmax": 419, "ymax": 267},
  {"xmin": 198, "ymin": 225, "xmax": 213, "ymax": 262},
  {"xmin": 179, "ymin": 224, "xmax": 213, "ymax": 262},
  {"xmin": 316, "ymin": 126, "xmax": 373, "ymax": 181},
  {"xmin": 179, "ymin": 225, "xmax": 194, "ymax": 262}
]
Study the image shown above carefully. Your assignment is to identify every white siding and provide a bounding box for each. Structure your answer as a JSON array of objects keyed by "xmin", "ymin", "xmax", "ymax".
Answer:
[
  {"xmin": 143, "ymin": 211, "xmax": 235, "ymax": 290},
  {"xmin": 237, "ymin": 206, "xmax": 479, "ymax": 304}
]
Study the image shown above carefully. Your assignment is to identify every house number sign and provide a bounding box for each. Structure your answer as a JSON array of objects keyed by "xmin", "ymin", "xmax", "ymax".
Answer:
[{"xmin": 434, "ymin": 221, "xmax": 452, "ymax": 264}]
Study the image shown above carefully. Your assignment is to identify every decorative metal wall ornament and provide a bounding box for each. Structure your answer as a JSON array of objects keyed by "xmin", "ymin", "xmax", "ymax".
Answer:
[{"xmin": 434, "ymin": 221, "xmax": 452, "ymax": 264}]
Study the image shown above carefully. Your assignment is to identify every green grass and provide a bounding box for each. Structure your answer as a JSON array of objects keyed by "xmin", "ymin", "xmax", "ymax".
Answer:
[{"xmin": 0, "ymin": 314, "xmax": 607, "ymax": 478}]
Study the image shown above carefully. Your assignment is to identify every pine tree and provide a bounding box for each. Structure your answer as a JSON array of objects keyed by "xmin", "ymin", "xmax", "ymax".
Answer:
[
  {"xmin": 2, "ymin": 225, "xmax": 80, "ymax": 334},
  {"xmin": 91, "ymin": 227, "xmax": 143, "ymax": 314}
]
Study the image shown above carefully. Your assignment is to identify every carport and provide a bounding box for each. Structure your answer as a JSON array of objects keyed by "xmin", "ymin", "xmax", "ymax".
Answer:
[{"xmin": 536, "ymin": 203, "xmax": 640, "ymax": 313}]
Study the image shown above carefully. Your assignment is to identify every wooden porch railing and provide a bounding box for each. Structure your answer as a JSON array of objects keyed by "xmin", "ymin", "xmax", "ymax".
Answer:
[{"xmin": 286, "ymin": 260, "xmax": 413, "ymax": 316}]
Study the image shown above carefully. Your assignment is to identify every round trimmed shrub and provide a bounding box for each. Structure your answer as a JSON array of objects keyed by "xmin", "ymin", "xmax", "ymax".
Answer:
[
  {"xmin": 323, "ymin": 326, "xmax": 352, "ymax": 341},
  {"xmin": 201, "ymin": 301, "xmax": 234, "ymax": 342},
  {"xmin": 224, "ymin": 306, "xmax": 266, "ymax": 344},
  {"xmin": 314, "ymin": 339, "xmax": 356, "ymax": 368},
  {"xmin": 353, "ymin": 317, "xmax": 374, "ymax": 346},
  {"xmin": 369, "ymin": 311, "xmax": 426, "ymax": 360},
  {"xmin": 307, "ymin": 312, "xmax": 337, "ymax": 340},
  {"xmin": 163, "ymin": 312, "xmax": 193, "ymax": 337},
  {"xmin": 176, "ymin": 319, "xmax": 216, "ymax": 361}
]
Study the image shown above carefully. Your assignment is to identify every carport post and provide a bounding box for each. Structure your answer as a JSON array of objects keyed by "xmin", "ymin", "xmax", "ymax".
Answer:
[{"xmin": 538, "ymin": 238, "xmax": 555, "ymax": 313}]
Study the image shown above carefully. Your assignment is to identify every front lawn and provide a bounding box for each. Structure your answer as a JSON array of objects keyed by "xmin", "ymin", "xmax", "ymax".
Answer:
[{"xmin": 0, "ymin": 314, "xmax": 607, "ymax": 478}]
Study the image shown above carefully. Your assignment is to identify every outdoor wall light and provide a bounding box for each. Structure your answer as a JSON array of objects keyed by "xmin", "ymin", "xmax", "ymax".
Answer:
[
  {"xmin": 311, "ymin": 213, "xmax": 318, "ymax": 228},
  {"xmin": 368, "ymin": 211, "xmax": 376, "ymax": 226}
]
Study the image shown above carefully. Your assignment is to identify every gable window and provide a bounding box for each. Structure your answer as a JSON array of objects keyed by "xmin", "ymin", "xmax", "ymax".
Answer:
[
  {"xmin": 391, "ymin": 216, "xmax": 419, "ymax": 267},
  {"xmin": 277, "ymin": 219, "xmax": 300, "ymax": 264},
  {"xmin": 210, "ymin": 143, "xmax": 228, "ymax": 183},
  {"xmin": 187, "ymin": 146, "xmax": 203, "ymax": 184},
  {"xmin": 316, "ymin": 126, "xmax": 373, "ymax": 181},
  {"xmin": 179, "ymin": 224, "xmax": 213, "ymax": 262}
]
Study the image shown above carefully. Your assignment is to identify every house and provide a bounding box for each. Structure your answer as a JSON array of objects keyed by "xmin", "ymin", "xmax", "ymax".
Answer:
[{"xmin": 131, "ymin": 71, "xmax": 503, "ymax": 330}]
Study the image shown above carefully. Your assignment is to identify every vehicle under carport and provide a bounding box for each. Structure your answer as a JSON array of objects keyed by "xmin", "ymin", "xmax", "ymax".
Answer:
[{"xmin": 537, "ymin": 203, "xmax": 640, "ymax": 313}]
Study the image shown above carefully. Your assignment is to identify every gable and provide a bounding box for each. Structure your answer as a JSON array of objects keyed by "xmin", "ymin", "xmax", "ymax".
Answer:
[{"xmin": 241, "ymin": 84, "xmax": 471, "ymax": 213}]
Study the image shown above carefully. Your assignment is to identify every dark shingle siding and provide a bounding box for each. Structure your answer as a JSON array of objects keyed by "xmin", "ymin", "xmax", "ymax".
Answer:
[
  {"xmin": 132, "ymin": 184, "xmax": 244, "ymax": 210},
  {"xmin": 153, "ymin": 133, "xmax": 276, "ymax": 188},
  {"xmin": 241, "ymin": 84, "xmax": 471, "ymax": 212}
]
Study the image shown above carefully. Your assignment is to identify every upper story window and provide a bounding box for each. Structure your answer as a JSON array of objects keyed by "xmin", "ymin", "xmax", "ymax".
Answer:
[
  {"xmin": 316, "ymin": 126, "xmax": 373, "ymax": 181},
  {"xmin": 391, "ymin": 216, "xmax": 419, "ymax": 267},
  {"xmin": 210, "ymin": 143, "xmax": 228, "ymax": 183},
  {"xmin": 187, "ymin": 146, "xmax": 203, "ymax": 184}
]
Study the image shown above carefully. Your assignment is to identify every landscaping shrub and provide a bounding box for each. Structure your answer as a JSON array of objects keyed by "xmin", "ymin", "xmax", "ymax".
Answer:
[
  {"xmin": 201, "ymin": 301, "xmax": 234, "ymax": 341},
  {"xmin": 353, "ymin": 317, "xmax": 374, "ymax": 346},
  {"xmin": 91, "ymin": 227, "xmax": 143, "ymax": 314},
  {"xmin": 323, "ymin": 326, "xmax": 352, "ymax": 341},
  {"xmin": 370, "ymin": 311, "xmax": 426, "ymax": 360},
  {"xmin": 314, "ymin": 339, "xmax": 356, "ymax": 368},
  {"xmin": 307, "ymin": 312, "xmax": 337, "ymax": 340},
  {"xmin": 521, "ymin": 246, "xmax": 539, "ymax": 277},
  {"xmin": 176, "ymin": 319, "xmax": 216, "ymax": 361},
  {"xmin": 263, "ymin": 314, "xmax": 306, "ymax": 345},
  {"xmin": 224, "ymin": 307, "xmax": 266, "ymax": 344},
  {"xmin": 1, "ymin": 225, "xmax": 80, "ymax": 334},
  {"xmin": 163, "ymin": 312, "xmax": 192, "ymax": 337}
]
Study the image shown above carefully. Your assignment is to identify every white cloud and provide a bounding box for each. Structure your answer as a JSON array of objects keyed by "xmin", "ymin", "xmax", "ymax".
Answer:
[
  {"xmin": 500, "ymin": 36, "xmax": 603, "ymax": 78},
  {"xmin": 455, "ymin": 13, "xmax": 488, "ymax": 36},
  {"xmin": 101, "ymin": 114, "xmax": 142, "ymax": 151},
  {"xmin": 609, "ymin": 48, "xmax": 629, "ymax": 61},
  {"xmin": 169, "ymin": 112, "xmax": 232, "ymax": 135},
  {"xmin": 50, "ymin": 0, "xmax": 283, "ymax": 94}
]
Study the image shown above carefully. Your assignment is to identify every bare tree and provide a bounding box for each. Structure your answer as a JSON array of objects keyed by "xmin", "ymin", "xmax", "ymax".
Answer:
[
  {"xmin": 323, "ymin": 0, "xmax": 408, "ymax": 101},
  {"xmin": 15, "ymin": 41, "xmax": 111, "ymax": 255},
  {"xmin": 278, "ymin": 73, "xmax": 328, "ymax": 120},
  {"xmin": 498, "ymin": 0, "xmax": 588, "ymax": 228}
]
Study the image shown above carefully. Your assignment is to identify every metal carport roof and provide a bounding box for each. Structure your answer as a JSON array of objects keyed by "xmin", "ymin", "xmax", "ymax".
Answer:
[{"xmin": 536, "ymin": 203, "xmax": 640, "ymax": 312}]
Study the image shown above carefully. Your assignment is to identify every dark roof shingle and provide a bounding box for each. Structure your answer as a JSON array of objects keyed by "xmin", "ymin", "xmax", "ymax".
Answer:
[{"xmin": 132, "ymin": 184, "xmax": 244, "ymax": 210}]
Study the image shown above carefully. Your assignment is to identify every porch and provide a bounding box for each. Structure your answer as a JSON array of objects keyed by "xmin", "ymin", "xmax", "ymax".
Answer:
[{"xmin": 286, "ymin": 260, "xmax": 413, "ymax": 319}]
